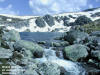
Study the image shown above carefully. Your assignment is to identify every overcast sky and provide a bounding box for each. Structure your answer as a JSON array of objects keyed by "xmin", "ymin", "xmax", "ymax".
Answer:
[{"xmin": 0, "ymin": 0, "xmax": 100, "ymax": 16}]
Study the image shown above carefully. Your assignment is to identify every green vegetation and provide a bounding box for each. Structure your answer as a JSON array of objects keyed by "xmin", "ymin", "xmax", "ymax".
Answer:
[
  {"xmin": 80, "ymin": 19, "xmax": 100, "ymax": 33},
  {"xmin": 75, "ymin": 16, "xmax": 92, "ymax": 25}
]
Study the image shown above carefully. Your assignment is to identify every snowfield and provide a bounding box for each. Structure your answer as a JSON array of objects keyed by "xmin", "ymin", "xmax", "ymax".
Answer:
[{"xmin": 0, "ymin": 8, "xmax": 100, "ymax": 32}]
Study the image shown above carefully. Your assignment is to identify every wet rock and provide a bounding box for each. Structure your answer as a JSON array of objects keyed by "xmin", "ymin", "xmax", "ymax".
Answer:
[
  {"xmin": 64, "ymin": 44, "xmax": 88, "ymax": 61},
  {"xmin": 13, "ymin": 40, "xmax": 44, "ymax": 58},
  {"xmin": 56, "ymin": 51, "xmax": 64, "ymax": 59}
]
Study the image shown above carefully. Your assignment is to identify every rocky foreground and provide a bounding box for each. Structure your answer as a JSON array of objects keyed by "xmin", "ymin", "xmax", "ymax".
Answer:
[{"xmin": 0, "ymin": 26, "xmax": 100, "ymax": 75}]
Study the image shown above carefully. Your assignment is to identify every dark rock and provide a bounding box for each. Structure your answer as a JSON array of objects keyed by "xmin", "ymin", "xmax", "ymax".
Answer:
[
  {"xmin": 62, "ymin": 16, "xmax": 69, "ymax": 21},
  {"xmin": 88, "ymin": 59, "xmax": 100, "ymax": 69},
  {"xmin": 94, "ymin": 37, "xmax": 100, "ymax": 45},
  {"xmin": 0, "ymin": 26, "xmax": 8, "ymax": 34},
  {"xmin": 88, "ymin": 69, "xmax": 100, "ymax": 75},
  {"xmin": 60, "ymin": 67, "xmax": 70, "ymax": 75},
  {"xmin": 69, "ymin": 15, "xmax": 76, "ymax": 19},
  {"xmin": 91, "ymin": 12, "xmax": 100, "ymax": 17},
  {"xmin": 43, "ymin": 14, "xmax": 55, "ymax": 26},
  {"xmin": 55, "ymin": 16, "xmax": 62, "ymax": 22},
  {"xmin": 37, "ymin": 41, "xmax": 46, "ymax": 45},
  {"xmin": 95, "ymin": 45, "xmax": 100, "ymax": 50},
  {"xmin": 35, "ymin": 17, "xmax": 46, "ymax": 27},
  {"xmin": 63, "ymin": 44, "xmax": 88, "ymax": 61},
  {"xmin": 64, "ymin": 20, "xmax": 69, "ymax": 26},
  {"xmin": 56, "ymin": 51, "xmax": 64, "ymax": 59},
  {"xmin": 69, "ymin": 22, "xmax": 76, "ymax": 26},
  {"xmin": 91, "ymin": 50, "xmax": 100, "ymax": 61},
  {"xmin": 12, "ymin": 51, "xmax": 24, "ymax": 65},
  {"xmin": 82, "ymin": 63, "xmax": 100, "ymax": 75}
]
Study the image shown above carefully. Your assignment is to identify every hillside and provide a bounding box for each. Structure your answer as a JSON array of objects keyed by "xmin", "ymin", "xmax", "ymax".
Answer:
[{"xmin": 0, "ymin": 7, "xmax": 100, "ymax": 32}]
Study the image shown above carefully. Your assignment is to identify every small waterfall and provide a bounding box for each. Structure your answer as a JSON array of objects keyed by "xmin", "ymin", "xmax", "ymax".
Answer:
[{"xmin": 36, "ymin": 48, "xmax": 86, "ymax": 75}]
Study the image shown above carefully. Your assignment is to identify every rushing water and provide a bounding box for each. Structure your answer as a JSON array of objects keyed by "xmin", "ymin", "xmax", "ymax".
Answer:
[
  {"xmin": 35, "ymin": 48, "xmax": 86, "ymax": 75},
  {"xmin": 20, "ymin": 32, "xmax": 86, "ymax": 75}
]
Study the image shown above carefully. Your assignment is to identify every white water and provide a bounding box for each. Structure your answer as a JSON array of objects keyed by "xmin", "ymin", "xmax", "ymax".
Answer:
[{"xmin": 36, "ymin": 48, "xmax": 86, "ymax": 75}]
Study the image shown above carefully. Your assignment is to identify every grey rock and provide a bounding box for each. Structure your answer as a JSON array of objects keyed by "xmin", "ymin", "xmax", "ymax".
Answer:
[
  {"xmin": 23, "ymin": 63, "xmax": 39, "ymax": 75},
  {"xmin": 52, "ymin": 42, "xmax": 61, "ymax": 47},
  {"xmin": 13, "ymin": 40, "xmax": 44, "ymax": 58},
  {"xmin": 90, "ymin": 31, "xmax": 100, "ymax": 37},
  {"xmin": 64, "ymin": 44, "xmax": 88, "ymax": 61},
  {"xmin": 0, "ymin": 47, "xmax": 13, "ymax": 59},
  {"xmin": 38, "ymin": 62, "xmax": 60, "ymax": 75},
  {"xmin": 64, "ymin": 30, "xmax": 89, "ymax": 44},
  {"xmin": 52, "ymin": 41, "xmax": 69, "ymax": 47},
  {"xmin": 2, "ymin": 30, "xmax": 20, "ymax": 42}
]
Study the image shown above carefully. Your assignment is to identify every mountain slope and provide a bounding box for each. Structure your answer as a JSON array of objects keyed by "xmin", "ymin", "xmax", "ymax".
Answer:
[{"xmin": 0, "ymin": 7, "xmax": 100, "ymax": 32}]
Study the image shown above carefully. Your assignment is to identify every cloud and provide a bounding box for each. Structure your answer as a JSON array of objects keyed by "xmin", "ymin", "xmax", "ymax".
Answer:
[
  {"xmin": 96, "ymin": 0, "xmax": 99, "ymax": 2},
  {"xmin": 0, "ymin": 4, "xmax": 19, "ymax": 15},
  {"xmin": 0, "ymin": 0, "xmax": 5, "ymax": 2},
  {"xmin": 89, "ymin": 4, "xmax": 93, "ymax": 8},
  {"xmin": 29, "ymin": 0, "xmax": 88, "ymax": 16}
]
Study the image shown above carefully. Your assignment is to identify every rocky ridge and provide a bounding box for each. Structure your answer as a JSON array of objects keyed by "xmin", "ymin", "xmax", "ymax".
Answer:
[{"xmin": 0, "ymin": 8, "xmax": 100, "ymax": 32}]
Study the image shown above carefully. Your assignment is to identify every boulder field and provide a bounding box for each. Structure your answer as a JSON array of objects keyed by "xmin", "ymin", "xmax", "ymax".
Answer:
[{"xmin": 0, "ymin": 26, "xmax": 100, "ymax": 75}]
